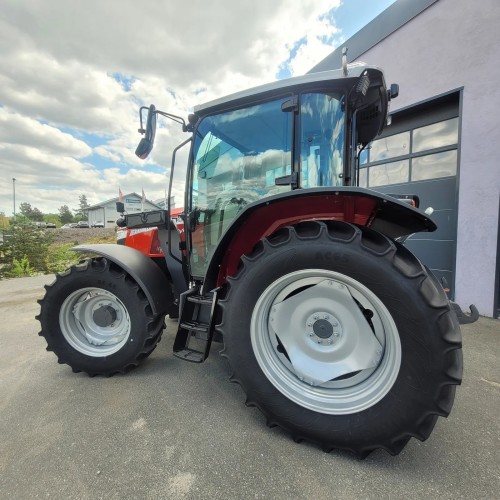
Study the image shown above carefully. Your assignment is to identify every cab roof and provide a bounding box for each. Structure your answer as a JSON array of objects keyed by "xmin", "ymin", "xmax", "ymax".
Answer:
[{"xmin": 194, "ymin": 63, "xmax": 382, "ymax": 116}]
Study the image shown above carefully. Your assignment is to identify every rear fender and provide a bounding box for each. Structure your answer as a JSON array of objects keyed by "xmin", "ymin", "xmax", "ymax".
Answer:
[
  {"xmin": 201, "ymin": 187, "xmax": 436, "ymax": 293},
  {"xmin": 72, "ymin": 244, "xmax": 171, "ymax": 316}
]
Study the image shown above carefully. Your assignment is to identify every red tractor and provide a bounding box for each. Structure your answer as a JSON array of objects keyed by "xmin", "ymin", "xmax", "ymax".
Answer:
[{"xmin": 37, "ymin": 62, "xmax": 462, "ymax": 457}]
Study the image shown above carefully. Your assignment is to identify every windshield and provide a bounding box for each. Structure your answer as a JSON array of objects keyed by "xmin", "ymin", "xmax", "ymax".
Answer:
[{"xmin": 189, "ymin": 97, "xmax": 293, "ymax": 276}]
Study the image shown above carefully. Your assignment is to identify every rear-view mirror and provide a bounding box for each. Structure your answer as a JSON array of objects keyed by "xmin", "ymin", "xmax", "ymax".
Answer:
[{"xmin": 135, "ymin": 105, "xmax": 157, "ymax": 159}]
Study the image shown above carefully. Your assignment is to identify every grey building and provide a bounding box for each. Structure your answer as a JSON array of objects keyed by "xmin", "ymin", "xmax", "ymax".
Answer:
[
  {"xmin": 86, "ymin": 193, "xmax": 160, "ymax": 228},
  {"xmin": 310, "ymin": 0, "xmax": 500, "ymax": 318}
]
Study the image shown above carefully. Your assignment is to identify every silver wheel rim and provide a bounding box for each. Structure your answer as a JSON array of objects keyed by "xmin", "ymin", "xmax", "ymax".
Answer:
[
  {"xmin": 59, "ymin": 287, "xmax": 131, "ymax": 357},
  {"xmin": 250, "ymin": 269, "xmax": 401, "ymax": 415}
]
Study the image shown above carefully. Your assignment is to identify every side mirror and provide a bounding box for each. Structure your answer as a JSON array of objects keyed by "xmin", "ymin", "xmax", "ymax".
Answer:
[
  {"xmin": 116, "ymin": 201, "xmax": 125, "ymax": 213},
  {"xmin": 135, "ymin": 104, "xmax": 157, "ymax": 159}
]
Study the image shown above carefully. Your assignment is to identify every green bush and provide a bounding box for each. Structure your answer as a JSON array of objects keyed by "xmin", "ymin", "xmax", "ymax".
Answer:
[
  {"xmin": 0, "ymin": 226, "xmax": 117, "ymax": 279},
  {"xmin": 45, "ymin": 242, "xmax": 80, "ymax": 274},
  {"xmin": 0, "ymin": 225, "xmax": 54, "ymax": 278},
  {"xmin": 6, "ymin": 255, "xmax": 35, "ymax": 278}
]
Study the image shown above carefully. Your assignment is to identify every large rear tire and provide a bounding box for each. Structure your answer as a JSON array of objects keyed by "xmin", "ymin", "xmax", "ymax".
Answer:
[
  {"xmin": 37, "ymin": 258, "xmax": 165, "ymax": 376},
  {"xmin": 219, "ymin": 221, "xmax": 462, "ymax": 457}
]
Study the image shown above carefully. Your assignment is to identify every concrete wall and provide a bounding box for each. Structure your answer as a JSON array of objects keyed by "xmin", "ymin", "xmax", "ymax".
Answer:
[{"xmin": 332, "ymin": 0, "xmax": 499, "ymax": 315}]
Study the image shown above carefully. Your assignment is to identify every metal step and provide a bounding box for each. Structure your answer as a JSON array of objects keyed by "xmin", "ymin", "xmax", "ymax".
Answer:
[
  {"xmin": 173, "ymin": 287, "xmax": 219, "ymax": 363},
  {"xmin": 179, "ymin": 320, "xmax": 209, "ymax": 334},
  {"xmin": 187, "ymin": 295, "xmax": 213, "ymax": 306},
  {"xmin": 173, "ymin": 348, "xmax": 204, "ymax": 363}
]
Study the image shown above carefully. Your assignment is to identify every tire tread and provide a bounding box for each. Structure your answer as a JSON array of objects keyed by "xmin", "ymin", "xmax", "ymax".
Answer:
[
  {"xmin": 37, "ymin": 258, "xmax": 165, "ymax": 376},
  {"xmin": 218, "ymin": 220, "xmax": 462, "ymax": 457}
]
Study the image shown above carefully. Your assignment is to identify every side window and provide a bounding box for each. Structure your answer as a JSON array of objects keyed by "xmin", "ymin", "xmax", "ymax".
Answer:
[
  {"xmin": 189, "ymin": 98, "xmax": 292, "ymax": 277},
  {"xmin": 300, "ymin": 92, "xmax": 345, "ymax": 188}
]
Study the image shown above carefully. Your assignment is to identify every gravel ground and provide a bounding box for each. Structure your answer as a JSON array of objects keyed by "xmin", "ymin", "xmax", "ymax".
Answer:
[{"xmin": 50, "ymin": 227, "xmax": 116, "ymax": 245}]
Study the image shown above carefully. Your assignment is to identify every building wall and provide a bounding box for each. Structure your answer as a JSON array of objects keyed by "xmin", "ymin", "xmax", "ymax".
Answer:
[
  {"xmin": 320, "ymin": 0, "xmax": 499, "ymax": 315},
  {"xmin": 88, "ymin": 196, "xmax": 160, "ymax": 228}
]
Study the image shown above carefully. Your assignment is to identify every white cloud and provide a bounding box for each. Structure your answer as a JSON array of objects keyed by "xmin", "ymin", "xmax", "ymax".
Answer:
[
  {"xmin": 0, "ymin": 108, "xmax": 91, "ymax": 157},
  {"xmin": 0, "ymin": 0, "xmax": 345, "ymax": 216},
  {"xmin": 0, "ymin": 51, "xmax": 135, "ymax": 134}
]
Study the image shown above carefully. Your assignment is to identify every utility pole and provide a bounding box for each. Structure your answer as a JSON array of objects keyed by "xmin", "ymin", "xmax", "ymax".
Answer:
[{"xmin": 12, "ymin": 178, "xmax": 16, "ymax": 219}]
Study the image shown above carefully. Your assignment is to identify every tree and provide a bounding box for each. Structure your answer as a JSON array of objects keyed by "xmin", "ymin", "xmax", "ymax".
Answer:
[
  {"xmin": 31, "ymin": 207, "xmax": 44, "ymax": 222},
  {"xmin": 43, "ymin": 213, "xmax": 60, "ymax": 226},
  {"xmin": 18, "ymin": 202, "xmax": 44, "ymax": 222},
  {"xmin": 79, "ymin": 194, "xmax": 90, "ymax": 211},
  {"xmin": 0, "ymin": 212, "xmax": 9, "ymax": 229},
  {"xmin": 74, "ymin": 194, "xmax": 90, "ymax": 220},
  {"xmin": 58, "ymin": 205, "xmax": 73, "ymax": 224},
  {"xmin": 19, "ymin": 202, "xmax": 34, "ymax": 219}
]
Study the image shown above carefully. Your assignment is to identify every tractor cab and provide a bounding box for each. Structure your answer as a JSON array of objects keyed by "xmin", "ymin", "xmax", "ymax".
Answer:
[{"xmin": 137, "ymin": 64, "xmax": 399, "ymax": 280}]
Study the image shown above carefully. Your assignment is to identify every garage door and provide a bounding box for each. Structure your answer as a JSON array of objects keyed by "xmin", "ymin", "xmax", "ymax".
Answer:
[{"xmin": 358, "ymin": 92, "xmax": 460, "ymax": 298}]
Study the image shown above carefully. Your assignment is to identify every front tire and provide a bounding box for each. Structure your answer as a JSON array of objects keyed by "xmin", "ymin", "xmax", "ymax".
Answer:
[
  {"xmin": 37, "ymin": 258, "xmax": 165, "ymax": 376},
  {"xmin": 219, "ymin": 221, "xmax": 462, "ymax": 457}
]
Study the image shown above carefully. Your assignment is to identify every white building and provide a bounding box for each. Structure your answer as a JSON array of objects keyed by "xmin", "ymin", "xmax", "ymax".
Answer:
[
  {"xmin": 86, "ymin": 192, "xmax": 161, "ymax": 228},
  {"xmin": 311, "ymin": 0, "xmax": 500, "ymax": 318}
]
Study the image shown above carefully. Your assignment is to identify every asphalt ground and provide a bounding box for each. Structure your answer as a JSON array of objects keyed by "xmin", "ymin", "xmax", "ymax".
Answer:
[{"xmin": 1, "ymin": 275, "xmax": 499, "ymax": 499}]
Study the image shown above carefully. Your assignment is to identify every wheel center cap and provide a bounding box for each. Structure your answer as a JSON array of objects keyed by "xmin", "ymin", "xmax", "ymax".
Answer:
[
  {"xmin": 313, "ymin": 319, "xmax": 333, "ymax": 338},
  {"xmin": 306, "ymin": 311, "xmax": 342, "ymax": 344},
  {"xmin": 93, "ymin": 305, "xmax": 118, "ymax": 327}
]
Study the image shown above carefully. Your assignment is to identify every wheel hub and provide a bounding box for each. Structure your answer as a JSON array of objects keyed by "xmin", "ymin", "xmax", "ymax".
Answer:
[
  {"xmin": 93, "ymin": 304, "xmax": 118, "ymax": 328},
  {"xmin": 307, "ymin": 312, "xmax": 342, "ymax": 344}
]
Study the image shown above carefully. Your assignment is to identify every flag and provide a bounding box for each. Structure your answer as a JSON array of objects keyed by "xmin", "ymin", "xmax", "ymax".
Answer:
[
  {"xmin": 141, "ymin": 188, "xmax": 146, "ymax": 204},
  {"xmin": 119, "ymin": 187, "xmax": 123, "ymax": 203}
]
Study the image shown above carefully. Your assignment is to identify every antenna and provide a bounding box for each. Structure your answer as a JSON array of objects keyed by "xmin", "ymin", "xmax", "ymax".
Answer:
[{"xmin": 342, "ymin": 47, "xmax": 348, "ymax": 77}]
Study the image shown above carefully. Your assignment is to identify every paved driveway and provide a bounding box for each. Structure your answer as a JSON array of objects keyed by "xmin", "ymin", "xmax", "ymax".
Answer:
[{"xmin": 1, "ymin": 275, "xmax": 499, "ymax": 499}]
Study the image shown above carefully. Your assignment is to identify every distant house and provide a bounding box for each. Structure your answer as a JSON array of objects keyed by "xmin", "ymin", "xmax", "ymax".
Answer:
[
  {"xmin": 153, "ymin": 196, "xmax": 176, "ymax": 210},
  {"xmin": 86, "ymin": 192, "xmax": 161, "ymax": 228}
]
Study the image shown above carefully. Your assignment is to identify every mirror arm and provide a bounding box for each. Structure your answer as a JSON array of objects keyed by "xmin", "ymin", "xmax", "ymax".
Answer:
[
  {"xmin": 156, "ymin": 110, "xmax": 190, "ymax": 131},
  {"xmin": 138, "ymin": 106, "xmax": 149, "ymax": 134}
]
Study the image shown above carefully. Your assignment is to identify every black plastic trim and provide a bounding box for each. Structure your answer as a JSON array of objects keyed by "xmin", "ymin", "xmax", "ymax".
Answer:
[{"xmin": 72, "ymin": 244, "xmax": 171, "ymax": 315}]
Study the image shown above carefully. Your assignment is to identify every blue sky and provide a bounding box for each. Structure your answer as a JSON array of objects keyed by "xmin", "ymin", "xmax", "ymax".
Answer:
[{"xmin": 0, "ymin": 0, "xmax": 396, "ymax": 215}]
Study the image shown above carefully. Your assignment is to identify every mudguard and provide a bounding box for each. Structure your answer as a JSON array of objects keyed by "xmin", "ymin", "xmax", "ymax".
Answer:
[
  {"xmin": 201, "ymin": 187, "xmax": 437, "ymax": 292},
  {"xmin": 72, "ymin": 243, "xmax": 171, "ymax": 315}
]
